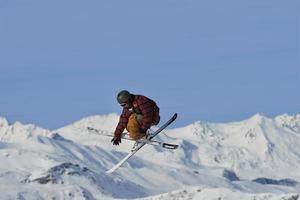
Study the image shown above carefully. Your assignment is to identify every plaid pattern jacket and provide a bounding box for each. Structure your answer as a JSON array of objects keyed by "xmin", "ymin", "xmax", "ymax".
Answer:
[{"xmin": 114, "ymin": 95, "xmax": 160, "ymax": 138}]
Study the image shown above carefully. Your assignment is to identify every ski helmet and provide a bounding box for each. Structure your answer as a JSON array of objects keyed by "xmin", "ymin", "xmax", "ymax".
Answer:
[{"xmin": 117, "ymin": 90, "xmax": 131, "ymax": 105}]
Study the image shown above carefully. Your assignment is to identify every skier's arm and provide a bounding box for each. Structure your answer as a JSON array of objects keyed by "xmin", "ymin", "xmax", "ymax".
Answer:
[{"xmin": 114, "ymin": 109, "xmax": 130, "ymax": 138}]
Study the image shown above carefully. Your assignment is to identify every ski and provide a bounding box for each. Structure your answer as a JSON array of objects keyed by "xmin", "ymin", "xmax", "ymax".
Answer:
[
  {"xmin": 87, "ymin": 127, "xmax": 132, "ymax": 140},
  {"xmin": 106, "ymin": 113, "xmax": 178, "ymax": 174},
  {"xmin": 137, "ymin": 139, "xmax": 178, "ymax": 150},
  {"xmin": 87, "ymin": 126, "xmax": 178, "ymax": 150}
]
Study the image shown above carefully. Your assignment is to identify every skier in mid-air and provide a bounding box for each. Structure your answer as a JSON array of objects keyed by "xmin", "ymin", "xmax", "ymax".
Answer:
[{"xmin": 111, "ymin": 90, "xmax": 160, "ymax": 145}]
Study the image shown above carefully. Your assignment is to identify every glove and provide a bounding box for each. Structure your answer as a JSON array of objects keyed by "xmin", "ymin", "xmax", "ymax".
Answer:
[
  {"xmin": 139, "ymin": 127, "xmax": 148, "ymax": 134},
  {"xmin": 111, "ymin": 136, "xmax": 121, "ymax": 145}
]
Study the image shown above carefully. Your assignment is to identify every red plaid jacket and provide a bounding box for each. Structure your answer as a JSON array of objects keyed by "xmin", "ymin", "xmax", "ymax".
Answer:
[{"xmin": 114, "ymin": 95, "xmax": 160, "ymax": 138}]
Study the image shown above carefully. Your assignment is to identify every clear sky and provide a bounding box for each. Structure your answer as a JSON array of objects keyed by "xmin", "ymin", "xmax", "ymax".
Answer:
[{"xmin": 0, "ymin": 0, "xmax": 299, "ymax": 129}]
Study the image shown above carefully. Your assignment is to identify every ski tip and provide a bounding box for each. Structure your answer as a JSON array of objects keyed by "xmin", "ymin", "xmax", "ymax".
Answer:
[
  {"xmin": 105, "ymin": 169, "xmax": 114, "ymax": 174},
  {"xmin": 173, "ymin": 113, "xmax": 178, "ymax": 119}
]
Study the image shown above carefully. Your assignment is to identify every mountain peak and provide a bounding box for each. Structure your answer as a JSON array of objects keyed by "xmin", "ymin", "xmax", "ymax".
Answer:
[
  {"xmin": 250, "ymin": 113, "xmax": 266, "ymax": 120},
  {"xmin": 0, "ymin": 117, "xmax": 9, "ymax": 128},
  {"xmin": 275, "ymin": 113, "xmax": 300, "ymax": 132},
  {"xmin": 245, "ymin": 113, "xmax": 267, "ymax": 126}
]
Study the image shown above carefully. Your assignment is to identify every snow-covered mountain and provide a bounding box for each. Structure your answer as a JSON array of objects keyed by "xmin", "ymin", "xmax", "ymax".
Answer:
[{"xmin": 0, "ymin": 113, "xmax": 300, "ymax": 199}]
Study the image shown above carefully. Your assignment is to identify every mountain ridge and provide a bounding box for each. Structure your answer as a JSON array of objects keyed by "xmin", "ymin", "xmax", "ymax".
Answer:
[{"xmin": 0, "ymin": 113, "xmax": 300, "ymax": 199}]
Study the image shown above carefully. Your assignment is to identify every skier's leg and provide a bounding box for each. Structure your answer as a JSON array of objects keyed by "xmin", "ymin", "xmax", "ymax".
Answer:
[
  {"xmin": 135, "ymin": 114, "xmax": 151, "ymax": 139},
  {"xmin": 126, "ymin": 114, "xmax": 146, "ymax": 140},
  {"xmin": 136, "ymin": 113, "xmax": 159, "ymax": 139}
]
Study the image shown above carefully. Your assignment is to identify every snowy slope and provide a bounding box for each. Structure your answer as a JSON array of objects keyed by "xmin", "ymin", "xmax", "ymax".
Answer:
[
  {"xmin": 0, "ymin": 114, "xmax": 300, "ymax": 199},
  {"xmin": 166, "ymin": 113, "xmax": 300, "ymax": 180},
  {"xmin": 139, "ymin": 186, "xmax": 299, "ymax": 200}
]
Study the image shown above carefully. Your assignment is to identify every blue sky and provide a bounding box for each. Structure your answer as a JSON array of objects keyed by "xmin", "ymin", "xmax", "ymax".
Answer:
[{"xmin": 0, "ymin": 0, "xmax": 299, "ymax": 129}]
